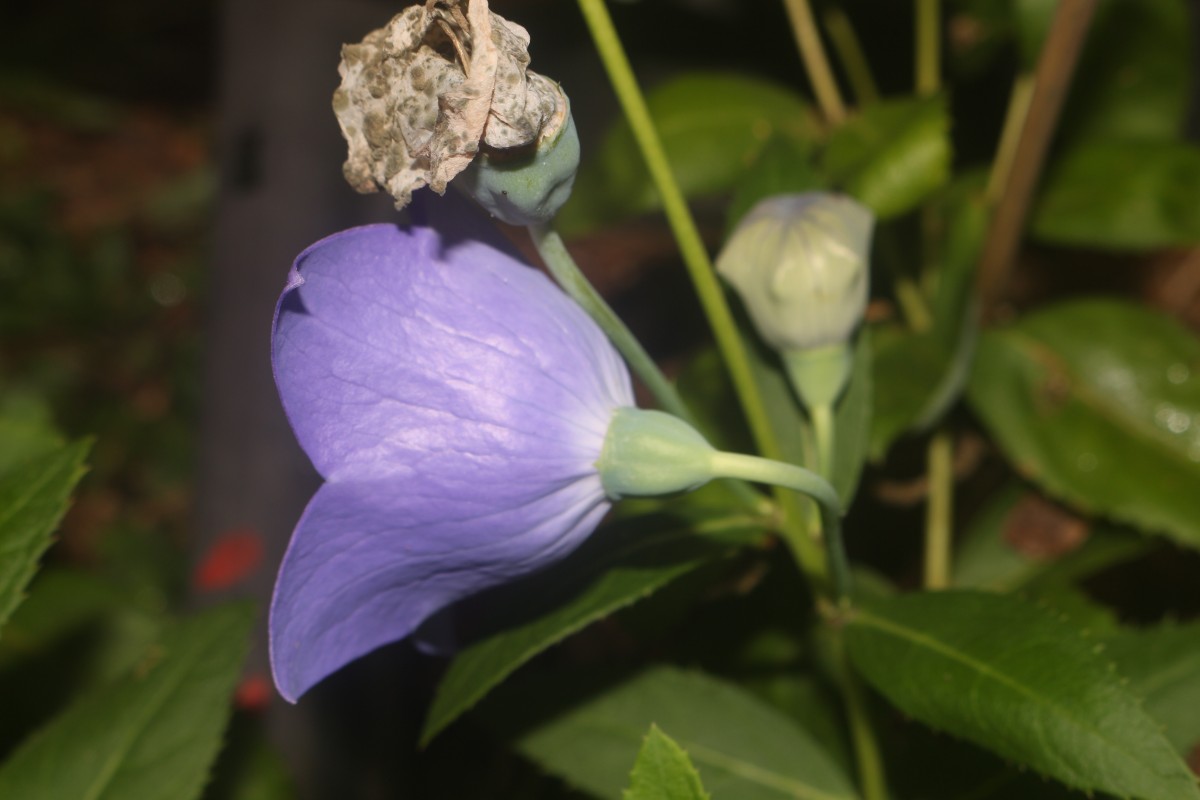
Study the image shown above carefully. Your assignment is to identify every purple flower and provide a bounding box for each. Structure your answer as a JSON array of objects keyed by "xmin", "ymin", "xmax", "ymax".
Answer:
[{"xmin": 269, "ymin": 221, "xmax": 634, "ymax": 702}]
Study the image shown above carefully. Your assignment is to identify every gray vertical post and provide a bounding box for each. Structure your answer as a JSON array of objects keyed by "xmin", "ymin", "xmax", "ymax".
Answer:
[{"xmin": 198, "ymin": 0, "xmax": 395, "ymax": 793}]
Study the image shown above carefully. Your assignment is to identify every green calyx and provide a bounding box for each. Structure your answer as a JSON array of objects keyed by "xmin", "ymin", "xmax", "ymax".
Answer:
[
  {"xmin": 595, "ymin": 407, "xmax": 717, "ymax": 500},
  {"xmin": 782, "ymin": 342, "xmax": 853, "ymax": 411}
]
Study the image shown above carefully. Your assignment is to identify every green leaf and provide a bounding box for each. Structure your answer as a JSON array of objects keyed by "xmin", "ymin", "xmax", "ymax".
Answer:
[
  {"xmin": 869, "ymin": 325, "xmax": 952, "ymax": 460},
  {"xmin": 1032, "ymin": 141, "xmax": 1200, "ymax": 249},
  {"xmin": 624, "ymin": 725, "xmax": 711, "ymax": 800},
  {"xmin": 968, "ymin": 298, "xmax": 1200, "ymax": 549},
  {"xmin": 845, "ymin": 590, "xmax": 1200, "ymax": 800},
  {"xmin": 725, "ymin": 137, "xmax": 825, "ymax": 233},
  {"xmin": 560, "ymin": 72, "xmax": 818, "ymax": 234},
  {"xmin": 0, "ymin": 439, "xmax": 89, "ymax": 639},
  {"xmin": 0, "ymin": 603, "xmax": 253, "ymax": 800},
  {"xmin": 1106, "ymin": 621, "xmax": 1200, "ymax": 754},
  {"xmin": 869, "ymin": 175, "xmax": 987, "ymax": 460},
  {"xmin": 821, "ymin": 96, "xmax": 951, "ymax": 219},
  {"xmin": 420, "ymin": 504, "xmax": 768, "ymax": 745},
  {"xmin": 510, "ymin": 666, "xmax": 860, "ymax": 800},
  {"xmin": 0, "ymin": 395, "xmax": 64, "ymax": 474},
  {"xmin": 1060, "ymin": 0, "xmax": 1191, "ymax": 144}
]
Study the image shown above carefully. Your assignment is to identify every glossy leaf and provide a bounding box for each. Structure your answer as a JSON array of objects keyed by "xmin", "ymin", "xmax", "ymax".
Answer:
[
  {"xmin": 821, "ymin": 96, "xmax": 950, "ymax": 219},
  {"xmin": 1031, "ymin": 141, "xmax": 1200, "ymax": 249},
  {"xmin": 0, "ymin": 439, "xmax": 89, "ymax": 639},
  {"xmin": 845, "ymin": 590, "xmax": 1200, "ymax": 800},
  {"xmin": 624, "ymin": 725, "xmax": 711, "ymax": 800},
  {"xmin": 420, "ymin": 503, "xmax": 769, "ymax": 745},
  {"xmin": 511, "ymin": 666, "xmax": 860, "ymax": 800},
  {"xmin": 1106, "ymin": 621, "xmax": 1200, "ymax": 754},
  {"xmin": 560, "ymin": 73, "xmax": 818, "ymax": 233},
  {"xmin": 968, "ymin": 299, "xmax": 1200, "ymax": 549},
  {"xmin": 0, "ymin": 603, "xmax": 253, "ymax": 800}
]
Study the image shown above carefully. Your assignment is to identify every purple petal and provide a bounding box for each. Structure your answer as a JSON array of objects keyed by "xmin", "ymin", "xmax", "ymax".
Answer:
[
  {"xmin": 272, "ymin": 224, "xmax": 632, "ymax": 483},
  {"xmin": 270, "ymin": 472, "xmax": 609, "ymax": 702},
  {"xmin": 268, "ymin": 222, "xmax": 635, "ymax": 701}
]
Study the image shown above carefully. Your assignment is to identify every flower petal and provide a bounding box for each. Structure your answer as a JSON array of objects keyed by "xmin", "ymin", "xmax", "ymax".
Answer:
[
  {"xmin": 269, "ymin": 471, "xmax": 609, "ymax": 702},
  {"xmin": 271, "ymin": 223, "xmax": 633, "ymax": 483}
]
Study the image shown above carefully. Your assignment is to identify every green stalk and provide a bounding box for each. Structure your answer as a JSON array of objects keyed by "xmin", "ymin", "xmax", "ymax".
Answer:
[
  {"xmin": 782, "ymin": 0, "xmax": 848, "ymax": 125},
  {"xmin": 915, "ymin": 0, "xmax": 941, "ymax": 95},
  {"xmin": 985, "ymin": 74, "xmax": 1036, "ymax": 206},
  {"xmin": 575, "ymin": 0, "xmax": 824, "ymax": 574},
  {"xmin": 923, "ymin": 429, "xmax": 954, "ymax": 589},
  {"xmin": 811, "ymin": 403, "xmax": 835, "ymax": 480},
  {"xmin": 709, "ymin": 451, "xmax": 850, "ymax": 604},
  {"xmin": 823, "ymin": 7, "xmax": 879, "ymax": 105},
  {"xmin": 830, "ymin": 630, "xmax": 890, "ymax": 800},
  {"xmin": 528, "ymin": 223, "xmax": 687, "ymax": 420},
  {"xmin": 529, "ymin": 223, "xmax": 762, "ymax": 511}
]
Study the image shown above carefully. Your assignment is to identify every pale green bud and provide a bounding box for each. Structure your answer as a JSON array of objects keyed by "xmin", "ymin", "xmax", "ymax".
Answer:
[
  {"xmin": 456, "ymin": 101, "xmax": 580, "ymax": 226},
  {"xmin": 595, "ymin": 407, "xmax": 717, "ymax": 500},
  {"xmin": 717, "ymin": 193, "xmax": 873, "ymax": 352}
]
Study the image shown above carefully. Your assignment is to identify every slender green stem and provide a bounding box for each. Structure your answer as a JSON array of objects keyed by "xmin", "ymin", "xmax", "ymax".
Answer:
[
  {"xmin": 528, "ymin": 224, "xmax": 685, "ymax": 417},
  {"xmin": 915, "ymin": 0, "xmax": 941, "ymax": 96},
  {"xmin": 575, "ymin": 0, "xmax": 824, "ymax": 574},
  {"xmin": 782, "ymin": 0, "xmax": 847, "ymax": 125},
  {"xmin": 709, "ymin": 451, "xmax": 850, "ymax": 603},
  {"xmin": 811, "ymin": 403, "xmax": 835, "ymax": 480},
  {"xmin": 923, "ymin": 429, "xmax": 954, "ymax": 589},
  {"xmin": 823, "ymin": 7, "xmax": 879, "ymax": 105},
  {"xmin": 830, "ymin": 630, "xmax": 889, "ymax": 800},
  {"xmin": 530, "ymin": 223, "xmax": 763, "ymax": 511}
]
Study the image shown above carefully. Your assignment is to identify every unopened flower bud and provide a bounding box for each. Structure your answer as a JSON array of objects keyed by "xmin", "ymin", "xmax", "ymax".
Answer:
[
  {"xmin": 333, "ymin": 0, "xmax": 570, "ymax": 210},
  {"xmin": 717, "ymin": 193, "xmax": 873, "ymax": 352},
  {"xmin": 456, "ymin": 99, "xmax": 579, "ymax": 225}
]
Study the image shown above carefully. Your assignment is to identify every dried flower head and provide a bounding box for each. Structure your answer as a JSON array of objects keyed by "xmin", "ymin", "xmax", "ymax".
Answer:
[{"xmin": 333, "ymin": 0, "xmax": 569, "ymax": 208}]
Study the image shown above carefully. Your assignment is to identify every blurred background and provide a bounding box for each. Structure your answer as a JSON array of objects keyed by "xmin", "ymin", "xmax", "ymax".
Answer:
[{"xmin": 2, "ymin": 0, "xmax": 1199, "ymax": 797}]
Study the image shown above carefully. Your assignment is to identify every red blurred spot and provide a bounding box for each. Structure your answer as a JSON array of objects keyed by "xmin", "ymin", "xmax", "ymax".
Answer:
[
  {"xmin": 235, "ymin": 673, "xmax": 272, "ymax": 712},
  {"xmin": 194, "ymin": 527, "xmax": 265, "ymax": 592}
]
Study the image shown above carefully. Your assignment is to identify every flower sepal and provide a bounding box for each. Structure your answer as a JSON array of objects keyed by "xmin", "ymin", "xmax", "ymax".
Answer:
[{"xmin": 596, "ymin": 407, "xmax": 717, "ymax": 500}]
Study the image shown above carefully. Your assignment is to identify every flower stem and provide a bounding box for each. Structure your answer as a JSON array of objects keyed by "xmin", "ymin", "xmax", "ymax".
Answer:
[
  {"xmin": 529, "ymin": 223, "xmax": 763, "ymax": 511},
  {"xmin": 829, "ymin": 628, "xmax": 889, "ymax": 800},
  {"xmin": 811, "ymin": 403, "xmax": 835, "ymax": 479},
  {"xmin": 781, "ymin": 0, "xmax": 847, "ymax": 125},
  {"xmin": 975, "ymin": 0, "xmax": 1098, "ymax": 312},
  {"xmin": 923, "ymin": 428, "xmax": 954, "ymax": 589},
  {"xmin": 528, "ymin": 224, "xmax": 684, "ymax": 417},
  {"xmin": 985, "ymin": 73, "xmax": 1036, "ymax": 206},
  {"xmin": 708, "ymin": 451, "xmax": 850, "ymax": 604},
  {"xmin": 915, "ymin": 0, "xmax": 941, "ymax": 96},
  {"xmin": 575, "ymin": 0, "xmax": 823, "ymax": 573},
  {"xmin": 823, "ymin": 7, "xmax": 879, "ymax": 106}
]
